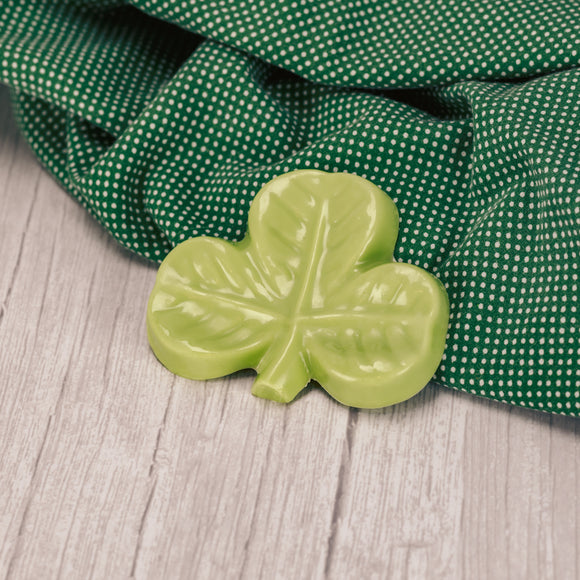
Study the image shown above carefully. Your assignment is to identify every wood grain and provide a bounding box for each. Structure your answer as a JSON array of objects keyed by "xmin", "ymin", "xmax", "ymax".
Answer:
[{"xmin": 0, "ymin": 85, "xmax": 578, "ymax": 579}]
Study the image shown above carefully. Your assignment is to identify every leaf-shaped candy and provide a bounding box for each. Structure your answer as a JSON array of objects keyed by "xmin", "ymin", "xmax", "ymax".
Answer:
[{"xmin": 147, "ymin": 170, "xmax": 449, "ymax": 408}]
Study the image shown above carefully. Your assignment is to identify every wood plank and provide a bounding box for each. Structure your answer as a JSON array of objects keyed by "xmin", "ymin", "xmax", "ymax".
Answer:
[
  {"xmin": 460, "ymin": 399, "xmax": 580, "ymax": 580},
  {"xmin": 0, "ymin": 86, "xmax": 166, "ymax": 578},
  {"xmin": 133, "ymin": 384, "xmax": 350, "ymax": 579},
  {"xmin": 324, "ymin": 390, "xmax": 579, "ymax": 579},
  {"xmin": 323, "ymin": 386, "xmax": 466, "ymax": 578}
]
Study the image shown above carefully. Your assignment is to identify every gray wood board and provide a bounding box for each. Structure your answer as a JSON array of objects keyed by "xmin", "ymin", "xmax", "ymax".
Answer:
[{"xmin": 0, "ymin": 86, "xmax": 578, "ymax": 580}]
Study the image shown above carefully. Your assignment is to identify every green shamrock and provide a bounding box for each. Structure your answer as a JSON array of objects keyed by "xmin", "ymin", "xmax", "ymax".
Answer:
[{"xmin": 147, "ymin": 170, "xmax": 449, "ymax": 408}]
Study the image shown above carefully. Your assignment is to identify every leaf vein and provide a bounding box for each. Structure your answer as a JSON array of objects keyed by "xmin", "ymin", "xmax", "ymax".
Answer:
[{"xmin": 176, "ymin": 286, "xmax": 281, "ymax": 321}]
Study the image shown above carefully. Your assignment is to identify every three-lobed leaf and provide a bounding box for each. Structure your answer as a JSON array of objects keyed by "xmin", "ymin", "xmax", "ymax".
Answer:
[{"xmin": 147, "ymin": 170, "xmax": 449, "ymax": 408}]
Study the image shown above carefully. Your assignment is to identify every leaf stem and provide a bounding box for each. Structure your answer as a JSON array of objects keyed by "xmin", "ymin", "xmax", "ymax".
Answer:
[{"xmin": 251, "ymin": 327, "xmax": 310, "ymax": 403}]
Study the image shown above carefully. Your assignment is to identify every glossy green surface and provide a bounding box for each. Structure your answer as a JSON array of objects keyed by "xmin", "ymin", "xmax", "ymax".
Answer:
[{"xmin": 147, "ymin": 170, "xmax": 449, "ymax": 408}]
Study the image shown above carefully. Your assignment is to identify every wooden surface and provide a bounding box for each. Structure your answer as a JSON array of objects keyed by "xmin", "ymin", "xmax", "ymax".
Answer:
[{"xmin": 0, "ymin": 84, "xmax": 579, "ymax": 580}]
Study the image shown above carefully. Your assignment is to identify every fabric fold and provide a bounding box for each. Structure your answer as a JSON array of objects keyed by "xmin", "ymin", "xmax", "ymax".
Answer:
[{"xmin": 0, "ymin": 0, "xmax": 578, "ymax": 414}]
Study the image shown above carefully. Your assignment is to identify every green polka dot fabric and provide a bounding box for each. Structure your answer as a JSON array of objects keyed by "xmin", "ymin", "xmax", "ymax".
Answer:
[{"xmin": 1, "ymin": 0, "xmax": 579, "ymax": 415}]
